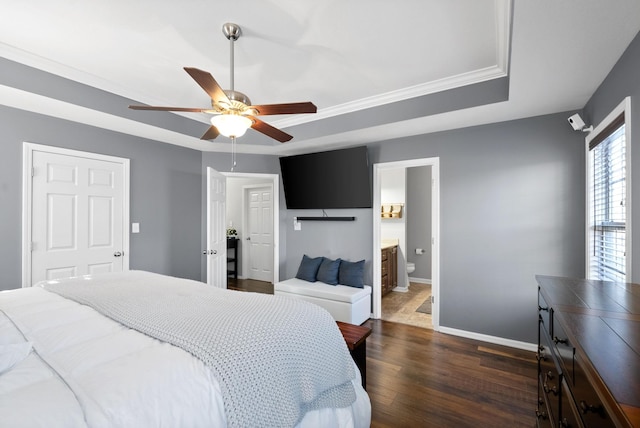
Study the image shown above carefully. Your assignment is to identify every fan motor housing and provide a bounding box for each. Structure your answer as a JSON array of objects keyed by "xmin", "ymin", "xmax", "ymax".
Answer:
[{"xmin": 211, "ymin": 90, "xmax": 252, "ymax": 112}]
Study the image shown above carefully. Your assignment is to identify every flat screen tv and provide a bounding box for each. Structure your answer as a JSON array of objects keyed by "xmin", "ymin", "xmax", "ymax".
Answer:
[{"xmin": 279, "ymin": 146, "xmax": 372, "ymax": 209}]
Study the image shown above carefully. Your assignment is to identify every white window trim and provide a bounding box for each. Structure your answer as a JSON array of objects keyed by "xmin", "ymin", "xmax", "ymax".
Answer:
[{"xmin": 585, "ymin": 97, "xmax": 632, "ymax": 280}]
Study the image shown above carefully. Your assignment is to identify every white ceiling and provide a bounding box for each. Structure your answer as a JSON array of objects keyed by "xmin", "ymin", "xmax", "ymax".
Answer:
[{"xmin": 1, "ymin": 0, "xmax": 640, "ymax": 155}]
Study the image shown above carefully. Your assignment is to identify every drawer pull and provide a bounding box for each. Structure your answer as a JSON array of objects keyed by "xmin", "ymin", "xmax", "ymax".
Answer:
[
  {"xmin": 580, "ymin": 400, "xmax": 603, "ymax": 415},
  {"xmin": 535, "ymin": 409, "xmax": 548, "ymax": 420},
  {"xmin": 553, "ymin": 336, "xmax": 568, "ymax": 345},
  {"xmin": 560, "ymin": 418, "xmax": 571, "ymax": 427},
  {"xmin": 543, "ymin": 382, "xmax": 558, "ymax": 396},
  {"xmin": 545, "ymin": 371, "xmax": 554, "ymax": 380},
  {"xmin": 538, "ymin": 305, "xmax": 549, "ymax": 312},
  {"xmin": 535, "ymin": 352, "xmax": 547, "ymax": 362}
]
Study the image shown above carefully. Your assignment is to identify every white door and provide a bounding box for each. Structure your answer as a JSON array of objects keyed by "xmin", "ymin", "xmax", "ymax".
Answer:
[
  {"xmin": 206, "ymin": 167, "xmax": 227, "ymax": 288},
  {"xmin": 27, "ymin": 146, "xmax": 129, "ymax": 285},
  {"xmin": 245, "ymin": 186, "xmax": 273, "ymax": 282}
]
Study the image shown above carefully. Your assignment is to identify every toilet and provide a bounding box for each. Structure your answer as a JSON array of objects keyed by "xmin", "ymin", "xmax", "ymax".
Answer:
[{"xmin": 406, "ymin": 262, "xmax": 415, "ymax": 275}]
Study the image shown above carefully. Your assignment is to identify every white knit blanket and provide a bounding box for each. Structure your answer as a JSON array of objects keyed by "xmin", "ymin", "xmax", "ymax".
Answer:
[{"xmin": 41, "ymin": 271, "xmax": 356, "ymax": 428}]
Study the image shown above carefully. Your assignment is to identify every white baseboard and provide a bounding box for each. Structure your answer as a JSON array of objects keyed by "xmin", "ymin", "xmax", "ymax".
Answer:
[
  {"xmin": 437, "ymin": 326, "xmax": 537, "ymax": 352},
  {"xmin": 392, "ymin": 286, "xmax": 409, "ymax": 293},
  {"xmin": 408, "ymin": 277, "xmax": 431, "ymax": 285}
]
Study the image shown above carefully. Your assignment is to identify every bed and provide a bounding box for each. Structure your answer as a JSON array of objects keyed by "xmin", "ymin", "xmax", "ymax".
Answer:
[{"xmin": 0, "ymin": 271, "xmax": 371, "ymax": 428}]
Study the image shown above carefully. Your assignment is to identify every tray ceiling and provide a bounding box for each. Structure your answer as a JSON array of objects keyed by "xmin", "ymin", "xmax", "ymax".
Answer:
[{"xmin": 1, "ymin": 0, "xmax": 640, "ymax": 155}]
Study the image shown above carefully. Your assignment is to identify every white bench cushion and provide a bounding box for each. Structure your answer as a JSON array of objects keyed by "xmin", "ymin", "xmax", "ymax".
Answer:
[
  {"xmin": 274, "ymin": 278, "xmax": 372, "ymax": 325},
  {"xmin": 274, "ymin": 278, "xmax": 371, "ymax": 303}
]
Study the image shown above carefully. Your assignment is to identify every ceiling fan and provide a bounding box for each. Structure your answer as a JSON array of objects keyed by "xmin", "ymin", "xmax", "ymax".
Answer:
[{"xmin": 129, "ymin": 23, "xmax": 317, "ymax": 143}]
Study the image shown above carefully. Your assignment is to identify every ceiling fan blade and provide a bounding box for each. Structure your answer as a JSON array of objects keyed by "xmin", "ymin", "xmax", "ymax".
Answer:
[
  {"xmin": 250, "ymin": 117, "xmax": 293, "ymax": 143},
  {"xmin": 184, "ymin": 67, "xmax": 230, "ymax": 105},
  {"xmin": 248, "ymin": 102, "xmax": 317, "ymax": 116},
  {"xmin": 200, "ymin": 126, "xmax": 220, "ymax": 141},
  {"xmin": 129, "ymin": 105, "xmax": 209, "ymax": 112}
]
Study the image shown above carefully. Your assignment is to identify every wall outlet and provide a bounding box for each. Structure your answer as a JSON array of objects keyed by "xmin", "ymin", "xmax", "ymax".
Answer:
[
  {"xmin": 294, "ymin": 219, "xmax": 301, "ymax": 231},
  {"xmin": 132, "ymin": 223, "xmax": 140, "ymax": 233}
]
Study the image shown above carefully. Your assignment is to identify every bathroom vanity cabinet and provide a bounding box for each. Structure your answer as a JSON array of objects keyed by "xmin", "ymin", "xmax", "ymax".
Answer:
[{"xmin": 381, "ymin": 244, "xmax": 397, "ymax": 297}]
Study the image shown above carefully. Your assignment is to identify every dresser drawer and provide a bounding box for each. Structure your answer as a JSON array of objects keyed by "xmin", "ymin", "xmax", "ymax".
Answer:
[
  {"xmin": 536, "ymin": 380, "xmax": 554, "ymax": 428},
  {"xmin": 552, "ymin": 312, "xmax": 575, "ymax": 384},
  {"xmin": 539, "ymin": 326, "xmax": 561, "ymax": 422},
  {"xmin": 572, "ymin": 354, "xmax": 615, "ymax": 427},
  {"xmin": 560, "ymin": 379, "xmax": 583, "ymax": 428}
]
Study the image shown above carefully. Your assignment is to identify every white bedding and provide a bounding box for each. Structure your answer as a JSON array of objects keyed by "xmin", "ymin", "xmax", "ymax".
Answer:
[{"xmin": 0, "ymin": 275, "xmax": 371, "ymax": 428}]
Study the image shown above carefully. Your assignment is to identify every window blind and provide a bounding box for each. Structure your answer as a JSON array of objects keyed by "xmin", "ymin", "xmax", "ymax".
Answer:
[{"xmin": 589, "ymin": 114, "xmax": 626, "ymax": 282}]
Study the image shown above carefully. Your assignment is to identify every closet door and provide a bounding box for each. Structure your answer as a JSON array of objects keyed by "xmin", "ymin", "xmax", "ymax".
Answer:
[{"xmin": 28, "ymin": 145, "xmax": 129, "ymax": 285}]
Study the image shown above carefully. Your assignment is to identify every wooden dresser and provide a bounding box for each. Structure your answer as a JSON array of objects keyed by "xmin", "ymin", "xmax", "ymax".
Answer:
[
  {"xmin": 381, "ymin": 244, "xmax": 397, "ymax": 297},
  {"xmin": 536, "ymin": 275, "xmax": 640, "ymax": 427}
]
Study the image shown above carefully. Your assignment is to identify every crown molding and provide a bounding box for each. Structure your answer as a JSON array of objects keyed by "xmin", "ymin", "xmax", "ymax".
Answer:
[{"xmin": 271, "ymin": 65, "xmax": 508, "ymax": 129}]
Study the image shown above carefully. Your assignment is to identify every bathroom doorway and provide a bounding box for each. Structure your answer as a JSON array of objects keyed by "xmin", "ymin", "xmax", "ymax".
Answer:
[{"xmin": 372, "ymin": 158, "xmax": 440, "ymax": 330}]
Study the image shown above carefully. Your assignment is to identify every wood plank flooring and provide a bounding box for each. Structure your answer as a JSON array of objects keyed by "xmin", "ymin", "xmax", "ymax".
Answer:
[
  {"xmin": 227, "ymin": 279, "xmax": 538, "ymax": 427},
  {"xmin": 363, "ymin": 319, "xmax": 537, "ymax": 427}
]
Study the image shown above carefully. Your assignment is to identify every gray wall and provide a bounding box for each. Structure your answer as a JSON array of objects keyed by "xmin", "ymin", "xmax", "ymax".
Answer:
[
  {"xmin": 583, "ymin": 29, "xmax": 640, "ymax": 282},
  {"xmin": 368, "ymin": 113, "xmax": 586, "ymax": 343},
  {"xmin": 0, "ymin": 106, "xmax": 203, "ymax": 290},
  {"xmin": 282, "ymin": 209, "xmax": 374, "ymax": 285},
  {"xmin": 407, "ymin": 166, "xmax": 432, "ymax": 280}
]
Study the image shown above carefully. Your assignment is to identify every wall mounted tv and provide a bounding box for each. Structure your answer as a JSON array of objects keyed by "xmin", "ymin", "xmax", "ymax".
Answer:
[{"xmin": 279, "ymin": 146, "xmax": 372, "ymax": 209}]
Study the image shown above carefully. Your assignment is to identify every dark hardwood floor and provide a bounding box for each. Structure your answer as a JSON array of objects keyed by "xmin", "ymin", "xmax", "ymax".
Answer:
[
  {"xmin": 227, "ymin": 277, "xmax": 274, "ymax": 294},
  {"xmin": 363, "ymin": 319, "xmax": 537, "ymax": 427},
  {"xmin": 227, "ymin": 278, "xmax": 538, "ymax": 427}
]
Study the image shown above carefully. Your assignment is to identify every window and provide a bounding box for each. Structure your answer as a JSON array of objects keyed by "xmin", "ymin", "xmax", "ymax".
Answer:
[{"xmin": 586, "ymin": 99, "xmax": 630, "ymax": 282}]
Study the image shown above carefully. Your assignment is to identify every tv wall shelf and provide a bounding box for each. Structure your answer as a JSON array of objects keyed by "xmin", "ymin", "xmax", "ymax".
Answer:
[{"xmin": 295, "ymin": 216, "xmax": 356, "ymax": 221}]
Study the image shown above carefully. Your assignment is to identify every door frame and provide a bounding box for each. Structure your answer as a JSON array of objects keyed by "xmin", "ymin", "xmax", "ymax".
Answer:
[
  {"xmin": 223, "ymin": 172, "xmax": 280, "ymax": 284},
  {"xmin": 372, "ymin": 157, "xmax": 440, "ymax": 330},
  {"xmin": 22, "ymin": 142, "xmax": 130, "ymax": 287}
]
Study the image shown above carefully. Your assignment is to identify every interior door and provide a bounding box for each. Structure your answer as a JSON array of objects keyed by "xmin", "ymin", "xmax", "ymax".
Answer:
[
  {"xmin": 29, "ymin": 147, "xmax": 128, "ymax": 284},
  {"xmin": 206, "ymin": 167, "xmax": 226, "ymax": 288},
  {"xmin": 245, "ymin": 186, "xmax": 273, "ymax": 282}
]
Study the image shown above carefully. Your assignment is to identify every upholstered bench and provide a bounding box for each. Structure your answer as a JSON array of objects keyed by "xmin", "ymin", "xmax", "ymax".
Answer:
[{"xmin": 274, "ymin": 278, "xmax": 372, "ymax": 325}]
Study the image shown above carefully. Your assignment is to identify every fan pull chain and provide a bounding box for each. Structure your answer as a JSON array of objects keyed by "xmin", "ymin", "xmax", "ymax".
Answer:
[{"xmin": 231, "ymin": 136, "xmax": 237, "ymax": 171}]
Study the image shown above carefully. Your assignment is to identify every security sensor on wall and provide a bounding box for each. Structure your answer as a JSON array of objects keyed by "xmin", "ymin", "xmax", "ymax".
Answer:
[{"xmin": 568, "ymin": 113, "xmax": 593, "ymax": 133}]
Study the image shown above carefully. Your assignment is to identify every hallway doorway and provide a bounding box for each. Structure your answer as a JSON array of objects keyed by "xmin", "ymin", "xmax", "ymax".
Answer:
[{"xmin": 224, "ymin": 173, "xmax": 280, "ymax": 284}]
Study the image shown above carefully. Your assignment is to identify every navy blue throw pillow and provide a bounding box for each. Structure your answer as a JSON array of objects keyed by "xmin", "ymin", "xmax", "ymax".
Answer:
[
  {"xmin": 338, "ymin": 259, "xmax": 365, "ymax": 288},
  {"xmin": 316, "ymin": 257, "xmax": 341, "ymax": 285},
  {"xmin": 295, "ymin": 255, "xmax": 324, "ymax": 282}
]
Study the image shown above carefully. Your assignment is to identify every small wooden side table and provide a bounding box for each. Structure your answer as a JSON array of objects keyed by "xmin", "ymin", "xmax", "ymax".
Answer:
[
  {"xmin": 226, "ymin": 238, "xmax": 238, "ymax": 279},
  {"xmin": 336, "ymin": 321, "xmax": 372, "ymax": 390}
]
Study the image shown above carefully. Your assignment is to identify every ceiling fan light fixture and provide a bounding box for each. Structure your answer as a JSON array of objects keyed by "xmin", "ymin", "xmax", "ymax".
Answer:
[{"xmin": 210, "ymin": 114, "xmax": 252, "ymax": 138}]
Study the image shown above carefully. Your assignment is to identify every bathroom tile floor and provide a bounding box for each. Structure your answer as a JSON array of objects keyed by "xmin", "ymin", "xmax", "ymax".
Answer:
[{"xmin": 381, "ymin": 282, "xmax": 432, "ymax": 329}]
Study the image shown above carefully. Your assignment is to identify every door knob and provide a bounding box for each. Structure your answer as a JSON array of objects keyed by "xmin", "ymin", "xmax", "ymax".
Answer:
[
  {"xmin": 114, "ymin": 251, "xmax": 122, "ymax": 257},
  {"xmin": 212, "ymin": 250, "xmax": 217, "ymax": 254}
]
